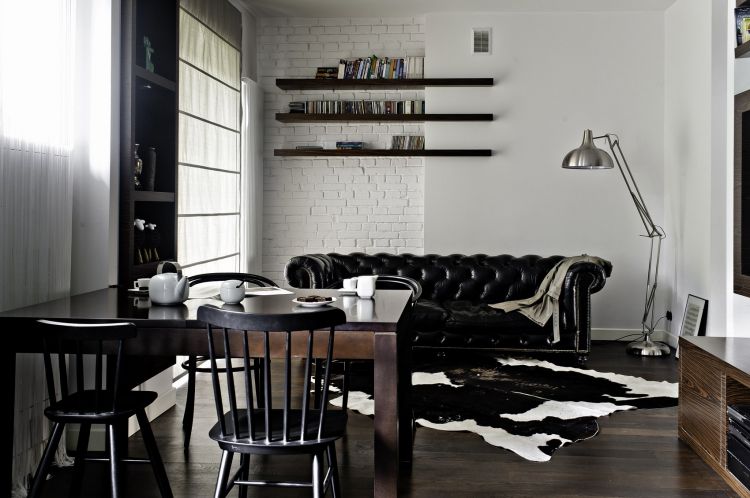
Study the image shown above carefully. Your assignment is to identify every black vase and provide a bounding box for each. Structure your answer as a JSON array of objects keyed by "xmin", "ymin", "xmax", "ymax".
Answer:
[{"xmin": 142, "ymin": 146, "xmax": 156, "ymax": 191}]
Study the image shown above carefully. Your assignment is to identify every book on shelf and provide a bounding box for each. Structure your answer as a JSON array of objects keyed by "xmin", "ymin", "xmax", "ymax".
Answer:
[
  {"xmin": 334, "ymin": 56, "xmax": 424, "ymax": 80},
  {"xmin": 315, "ymin": 67, "xmax": 339, "ymax": 79},
  {"xmin": 289, "ymin": 101, "xmax": 306, "ymax": 113},
  {"xmin": 335, "ymin": 141, "xmax": 364, "ymax": 150},
  {"xmin": 738, "ymin": 7, "xmax": 750, "ymax": 46},
  {"xmin": 391, "ymin": 135, "xmax": 424, "ymax": 150},
  {"xmin": 288, "ymin": 100, "xmax": 425, "ymax": 115},
  {"xmin": 295, "ymin": 145, "xmax": 324, "ymax": 150}
]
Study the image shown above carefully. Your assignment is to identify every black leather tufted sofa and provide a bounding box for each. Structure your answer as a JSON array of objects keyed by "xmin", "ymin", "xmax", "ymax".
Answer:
[{"xmin": 285, "ymin": 253, "xmax": 611, "ymax": 359}]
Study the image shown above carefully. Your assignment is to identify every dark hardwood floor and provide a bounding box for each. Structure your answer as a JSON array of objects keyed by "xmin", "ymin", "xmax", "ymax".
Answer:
[{"xmin": 39, "ymin": 342, "xmax": 735, "ymax": 497}]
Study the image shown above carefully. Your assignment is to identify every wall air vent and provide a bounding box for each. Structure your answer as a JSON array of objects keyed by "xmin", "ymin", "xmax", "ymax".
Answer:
[{"xmin": 472, "ymin": 28, "xmax": 491, "ymax": 54}]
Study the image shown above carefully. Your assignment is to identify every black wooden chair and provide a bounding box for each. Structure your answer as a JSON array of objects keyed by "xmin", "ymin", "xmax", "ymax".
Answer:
[
  {"xmin": 197, "ymin": 303, "xmax": 347, "ymax": 498},
  {"xmin": 322, "ymin": 274, "xmax": 422, "ymax": 410},
  {"xmin": 182, "ymin": 272, "xmax": 279, "ymax": 451},
  {"xmin": 29, "ymin": 320, "xmax": 172, "ymax": 498}
]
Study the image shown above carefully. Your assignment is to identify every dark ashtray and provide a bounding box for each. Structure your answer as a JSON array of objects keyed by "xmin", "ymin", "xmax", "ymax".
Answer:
[{"xmin": 297, "ymin": 295, "xmax": 333, "ymax": 303}]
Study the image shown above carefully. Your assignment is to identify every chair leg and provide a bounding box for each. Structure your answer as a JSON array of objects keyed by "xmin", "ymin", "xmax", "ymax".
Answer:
[
  {"xmin": 341, "ymin": 360, "xmax": 351, "ymax": 412},
  {"xmin": 213, "ymin": 450, "xmax": 234, "ymax": 498},
  {"xmin": 136, "ymin": 409, "xmax": 173, "ymax": 498},
  {"xmin": 312, "ymin": 450, "xmax": 324, "ymax": 498},
  {"xmin": 327, "ymin": 443, "xmax": 341, "ymax": 498},
  {"xmin": 107, "ymin": 424, "xmax": 121, "ymax": 498},
  {"xmin": 69, "ymin": 423, "xmax": 91, "ymax": 498},
  {"xmin": 183, "ymin": 355, "xmax": 197, "ymax": 451},
  {"xmin": 313, "ymin": 360, "xmax": 323, "ymax": 409},
  {"xmin": 238, "ymin": 454, "xmax": 249, "ymax": 498},
  {"xmin": 28, "ymin": 422, "xmax": 65, "ymax": 498}
]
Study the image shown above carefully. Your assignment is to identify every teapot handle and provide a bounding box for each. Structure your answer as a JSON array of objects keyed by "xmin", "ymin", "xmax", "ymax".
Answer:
[{"xmin": 156, "ymin": 261, "xmax": 182, "ymax": 278}]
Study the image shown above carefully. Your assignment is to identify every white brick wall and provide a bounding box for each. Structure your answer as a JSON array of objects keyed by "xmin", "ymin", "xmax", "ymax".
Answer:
[{"xmin": 259, "ymin": 17, "xmax": 426, "ymax": 284}]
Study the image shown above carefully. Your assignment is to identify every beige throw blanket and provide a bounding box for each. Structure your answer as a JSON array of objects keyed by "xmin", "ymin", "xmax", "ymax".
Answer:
[{"xmin": 489, "ymin": 255, "xmax": 610, "ymax": 343}]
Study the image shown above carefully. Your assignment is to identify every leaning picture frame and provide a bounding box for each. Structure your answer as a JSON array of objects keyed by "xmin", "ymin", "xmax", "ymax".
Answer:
[{"xmin": 675, "ymin": 294, "xmax": 708, "ymax": 359}]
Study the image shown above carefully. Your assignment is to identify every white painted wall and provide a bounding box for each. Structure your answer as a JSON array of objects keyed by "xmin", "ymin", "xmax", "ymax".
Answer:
[
  {"xmin": 662, "ymin": 0, "xmax": 712, "ymax": 341},
  {"xmin": 424, "ymin": 12, "xmax": 665, "ymax": 333}
]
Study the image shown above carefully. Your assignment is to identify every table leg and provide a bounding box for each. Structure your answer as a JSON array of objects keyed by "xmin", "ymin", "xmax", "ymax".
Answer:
[
  {"xmin": 398, "ymin": 323, "xmax": 413, "ymax": 467},
  {"xmin": 374, "ymin": 332, "xmax": 398, "ymax": 498},
  {"xmin": 5, "ymin": 353, "xmax": 16, "ymax": 496}
]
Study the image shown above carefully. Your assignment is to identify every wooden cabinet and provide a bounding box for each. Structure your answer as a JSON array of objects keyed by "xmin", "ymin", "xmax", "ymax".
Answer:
[
  {"xmin": 679, "ymin": 336, "xmax": 750, "ymax": 497},
  {"xmin": 273, "ymin": 77, "xmax": 494, "ymax": 157},
  {"xmin": 119, "ymin": 0, "xmax": 178, "ymax": 286}
]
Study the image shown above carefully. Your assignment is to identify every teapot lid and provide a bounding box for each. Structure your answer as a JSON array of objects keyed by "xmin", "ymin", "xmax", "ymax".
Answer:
[{"xmin": 156, "ymin": 261, "xmax": 182, "ymax": 278}]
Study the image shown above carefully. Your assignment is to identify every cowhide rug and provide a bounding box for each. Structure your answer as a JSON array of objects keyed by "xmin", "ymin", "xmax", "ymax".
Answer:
[{"xmin": 329, "ymin": 353, "xmax": 678, "ymax": 462}]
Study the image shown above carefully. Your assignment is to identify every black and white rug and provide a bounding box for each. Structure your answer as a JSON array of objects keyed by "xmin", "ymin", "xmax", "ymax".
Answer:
[{"xmin": 330, "ymin": 354, "xmax": 678, "ymax": 462}]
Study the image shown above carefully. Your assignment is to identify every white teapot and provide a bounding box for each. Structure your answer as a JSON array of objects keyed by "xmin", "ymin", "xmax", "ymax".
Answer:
[{"xmin": 149, "ymin": 261, "xmax": 189, "ymax": 305}]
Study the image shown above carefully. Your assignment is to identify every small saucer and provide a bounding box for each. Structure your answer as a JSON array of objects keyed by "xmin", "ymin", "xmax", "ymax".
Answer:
[{"xmin": 292, "ymin": 297, "xmax": 337, "ymax": 308}]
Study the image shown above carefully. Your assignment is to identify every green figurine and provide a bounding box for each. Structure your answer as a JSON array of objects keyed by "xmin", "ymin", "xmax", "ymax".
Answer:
[{"xmin": 144, "ymin": 36, "xmax": 154, "ymax": 72}]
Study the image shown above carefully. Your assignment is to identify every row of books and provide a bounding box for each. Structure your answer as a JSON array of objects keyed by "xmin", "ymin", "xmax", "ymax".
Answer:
[
  {"xmin": 314, "ymin": 56, "xmax": 424, "ymax": 80},
  {"xmin": 289, "ymin": 100, "xmax": 425, "ymax": 115},
  {"xmin": 336, "ymin": 141, "xmax": 364, "ymax": 150},
  {"xmin": 738, "ymin": 6, "xmax": 750, "ymax": 46},
  {"xmin": 391, "ymin": 135, "xmax": 424, "ymax": 150}
]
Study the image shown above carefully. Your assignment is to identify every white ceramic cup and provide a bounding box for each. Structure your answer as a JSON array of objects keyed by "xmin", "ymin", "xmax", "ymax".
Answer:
[
  {"xmin": 219, "ymin": 280, "xmax": 245, "ymax": 304},
  {"xmin": 356, "ymin": 275, "xmax": 377, "ymax": 299},
  {"xmin": 134, "ymin": 278, "xmax": 150, "ymax": 289},
  {"xmin": 343, "ymin": 277, "xmax": 358, "ymax": 291}
]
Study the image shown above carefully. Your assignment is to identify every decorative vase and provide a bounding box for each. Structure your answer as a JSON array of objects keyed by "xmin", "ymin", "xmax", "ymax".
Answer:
[
  {"xmin": 143, "ymin": 146, "xmax": 156, "ymax": 191},
  {"xmin": 133, "ymin": 144, "xmax": 143, "ymax": 190}
]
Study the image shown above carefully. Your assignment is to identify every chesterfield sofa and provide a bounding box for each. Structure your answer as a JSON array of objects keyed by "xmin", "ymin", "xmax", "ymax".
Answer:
[{"xmin": 285, "ymin": 253, "xmax": 612, "ymax": 361}]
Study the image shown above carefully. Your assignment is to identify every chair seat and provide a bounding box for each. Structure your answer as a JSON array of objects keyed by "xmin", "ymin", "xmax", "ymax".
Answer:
[
  {"xmin": 44, "ymin": 390, "xmax": 158, "ymax": 422},
  {"xmin": 209, "ymin": 409, "xmax": 347, "ymax": 453}
]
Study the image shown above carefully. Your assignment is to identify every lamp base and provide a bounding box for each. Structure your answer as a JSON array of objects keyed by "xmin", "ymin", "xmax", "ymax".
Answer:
[{"xmin": 626, "ymin": 338, "xmax": 671, "ymax": 357}]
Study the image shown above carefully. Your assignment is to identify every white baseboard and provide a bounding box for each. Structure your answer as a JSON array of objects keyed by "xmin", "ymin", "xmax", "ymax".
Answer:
[{"xmin": 591, "ymin": 328, "xmax": 669, "ymax": 343}]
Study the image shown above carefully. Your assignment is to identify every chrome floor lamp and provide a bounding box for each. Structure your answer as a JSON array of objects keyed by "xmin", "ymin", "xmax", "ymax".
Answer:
[{"xmin": 562, "ymin": 129, "xmax": 670, "ymax": 357}]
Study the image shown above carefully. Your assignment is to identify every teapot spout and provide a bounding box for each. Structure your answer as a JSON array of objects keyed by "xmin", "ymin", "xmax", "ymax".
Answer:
[{"xmin": 175, "ymin": 276, "xmax": 189, "ymax": 302}]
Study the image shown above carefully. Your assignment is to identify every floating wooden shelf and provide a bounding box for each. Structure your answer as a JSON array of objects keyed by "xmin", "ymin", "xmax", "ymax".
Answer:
[
  {"xmin": 134, "ymin": 65, "xmax": 176, "ymax": 92},
  {"xmin": 132, "ymin": 191, "xmax": 175, "ymax": 202},
  {"xmin": 276, "ymin": 78, "xmax": 493, "ymax": 90},
  {"xmin": 275, "ymin": 113, "xmax": 493, "ymax": 123},
  {"xmin": 274, "ymin": 149, "xmax": 491, "ymax": 157}
]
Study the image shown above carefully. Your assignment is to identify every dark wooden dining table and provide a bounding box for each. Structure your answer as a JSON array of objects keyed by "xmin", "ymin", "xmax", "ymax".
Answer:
[{"xmin": 0, "ymin": 287, "xmax": 414, "ymax": 498}]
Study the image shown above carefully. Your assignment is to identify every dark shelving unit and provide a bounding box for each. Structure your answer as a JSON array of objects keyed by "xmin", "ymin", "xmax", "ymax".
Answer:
[
  {"xmin": 275, "ymin": 76, "xmax": 494, "ymax": 156},
  {"xmin": 276, "ymin": 78, "xmax": 494, "ymax": 90},
  {"xmin": 274, "ymin": 149, "xmax": 491, "ymax": 157},
  {"xmin": 119, "ymin": 0, "xmax": 178, "ymax": 287},
  {"xmin": 275, "ymin": 113, "xmax": 493, "ymax": 123}
]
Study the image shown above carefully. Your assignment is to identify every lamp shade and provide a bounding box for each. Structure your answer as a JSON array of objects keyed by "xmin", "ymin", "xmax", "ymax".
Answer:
[{"xmin": 562, "ymin": 129, "xmax": 614, "ymax": 169}]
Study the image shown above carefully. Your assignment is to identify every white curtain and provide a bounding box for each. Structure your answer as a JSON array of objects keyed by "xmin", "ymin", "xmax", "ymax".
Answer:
[
  {"xmin": 178, "ymin": 6, "xmax": 242, "ymax": 276},
  {"xmin": 0, "ymin": 0, "xmax": 110, "ymax": 495}
]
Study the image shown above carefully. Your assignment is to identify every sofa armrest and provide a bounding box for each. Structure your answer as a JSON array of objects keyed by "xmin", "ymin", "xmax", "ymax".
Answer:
[
  {"xmin": 559, "ymin": 259, "xmax": 612, "ymax": 353},
  {"xmin": 284, "ymin": 254, "xmax": 337, "ymax": 288}
]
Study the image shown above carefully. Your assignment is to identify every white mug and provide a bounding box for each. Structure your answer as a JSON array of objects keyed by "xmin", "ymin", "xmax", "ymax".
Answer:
[
  {"xmin": 343, "ymin": 277, "xmax": 358, "ymax": 291},
  {"xmin": 220, "ymin": 280, "xmax": 245, "ymax": 304},
  {"xmin": 134, "ymin": 278, "xmax": 150, "ymax": 289},
  {"xmin": 356, "ymin": 275, "xmax": 378, "ymax": 299}
]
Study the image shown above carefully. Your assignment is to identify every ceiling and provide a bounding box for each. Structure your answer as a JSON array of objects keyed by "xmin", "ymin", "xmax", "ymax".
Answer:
[{"xmin": 241, "ymin": 0, "xmax": 677, "ymax": 17}]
